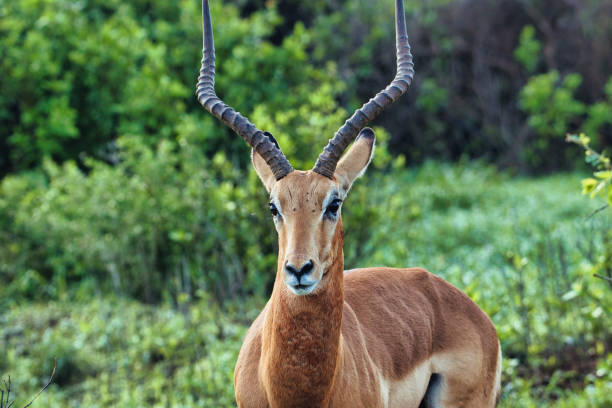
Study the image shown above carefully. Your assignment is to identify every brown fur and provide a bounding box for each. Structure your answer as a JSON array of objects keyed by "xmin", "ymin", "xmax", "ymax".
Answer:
[{"xmin": 236, "ymin": 139, "xmax": 500, "ymax": 407}]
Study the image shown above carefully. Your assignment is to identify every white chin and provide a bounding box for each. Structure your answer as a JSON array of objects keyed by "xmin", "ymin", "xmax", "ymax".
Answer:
[{"xmin": 287, "ymin": 282, "xmax": 318, "ymax": 296}]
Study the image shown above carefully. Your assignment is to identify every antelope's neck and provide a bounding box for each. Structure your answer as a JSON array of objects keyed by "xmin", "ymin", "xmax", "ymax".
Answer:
[{"xmin": 260, "ymin": 253, "xmax": 345, "ymax": 407}]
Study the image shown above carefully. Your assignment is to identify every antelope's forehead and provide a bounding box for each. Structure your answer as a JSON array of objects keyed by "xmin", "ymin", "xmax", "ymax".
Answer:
[{"xmin": 271, "ymin": 171, "xmax": 340, "ymax": 211}]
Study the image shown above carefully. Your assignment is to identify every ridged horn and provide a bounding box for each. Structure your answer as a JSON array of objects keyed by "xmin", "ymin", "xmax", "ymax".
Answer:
[
  {"xmin": 313, "ymin": 0, "xmax": 414, "ymax": 179},
  {"xmin": 196, "ymin": 0, "xmax": 293, "ymax": 180}
]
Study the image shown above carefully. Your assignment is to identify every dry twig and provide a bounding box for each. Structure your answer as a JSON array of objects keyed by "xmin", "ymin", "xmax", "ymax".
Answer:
[
  {"xmin": 22, "ymin": 359, "xmax": 56, "ymax": 408},
  {"xmin": 0, "ymin": 358, "xmax": 56, "ymax": 408}
]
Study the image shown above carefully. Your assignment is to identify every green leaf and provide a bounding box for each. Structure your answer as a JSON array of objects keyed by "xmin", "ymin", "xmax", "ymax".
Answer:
[
  {"xmin": 594, "ymin": 171, "xmax": 611, "ymax": 180},
  {"xmin": 581, "ymin": 178, "xmax": 597, "ymax": 194},
  {"xmin": 561, "ymin": 289, "xmax": 579, "ymax": 301},
  {"xmin": 578, "ymin": 133, "xmax": 591, "ymax": 145}
]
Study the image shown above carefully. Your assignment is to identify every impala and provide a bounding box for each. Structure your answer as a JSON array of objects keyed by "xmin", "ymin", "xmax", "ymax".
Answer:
[{"xmin": 196, "ymin": 0, "xmax": 501, "ymax": 406}]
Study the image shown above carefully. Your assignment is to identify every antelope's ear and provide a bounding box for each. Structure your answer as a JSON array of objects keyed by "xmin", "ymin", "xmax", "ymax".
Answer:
[
  {"xmin": 252, "ymin": 149, "xmax": 276, "ymax": 193},
  {"xmin": 334, "ymin": 128, "xmax": 375, "ymax": 192},
  {"xmin": 251, "ymin": 132, "xmax": 281, "ymax": 193}
]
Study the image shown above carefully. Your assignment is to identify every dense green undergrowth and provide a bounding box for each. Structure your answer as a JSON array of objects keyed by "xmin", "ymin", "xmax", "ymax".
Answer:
[
  {"xmin": 0, "ymin": 297, "xmax": 256, "ymax": 407},
  {"xmin": 2, "ymin": 164, "xmax": 610, "ymax": 407}
]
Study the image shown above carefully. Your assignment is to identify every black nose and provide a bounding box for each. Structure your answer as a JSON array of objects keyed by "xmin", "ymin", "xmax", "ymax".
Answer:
[{"xmin": 285, "ymin": 260, "xmax": 314, "ymax": 280}]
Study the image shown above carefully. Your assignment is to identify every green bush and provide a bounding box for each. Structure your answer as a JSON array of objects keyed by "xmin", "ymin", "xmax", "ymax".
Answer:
[
  {"xmin": 0, "ymin": 135, "xmax": 269, "ymax": 303},
  {"xmin": 2, "ymin": 0, "xmax": 611, "ymax": 177},
  {"xmin": 0, "ymin": 0, "xmax": 346, "ymax": 174},
  {"xmin": 514, "ymin": 25, "xmax": 541, "ymax": 74}
]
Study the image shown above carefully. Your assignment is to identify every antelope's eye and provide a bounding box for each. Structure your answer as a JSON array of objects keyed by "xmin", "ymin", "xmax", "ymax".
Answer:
[
  {"xmin": 325, "ymin": 199, "xmax": 342, "ymax": 217},
  {"xmin": 269, "ymin": 203, "xmax": 279, "ymax": 217}
]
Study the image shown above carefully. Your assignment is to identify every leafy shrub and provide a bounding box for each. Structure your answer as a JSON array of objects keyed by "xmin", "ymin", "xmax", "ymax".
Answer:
[
  {"xmin": 518, "ymin": 71, "xmax": 585, "ymax": 168},
  {"xmin": 0, "ymin": 135, "xmax": 269, "ymax": 303},
  {"xmin": 514, "ymin": 25, "xmax": 541, "ymax": 74},
  {"xmin": 0, "ymin": 0, "xmax": 345, "ymax": 175},
  {"xmin": 3, "ymin": 0, "xmax": 611, "ymax": 176},
  {"xmin": 567, "ymin": 133, "xmax": 611, "ymax": 208}
]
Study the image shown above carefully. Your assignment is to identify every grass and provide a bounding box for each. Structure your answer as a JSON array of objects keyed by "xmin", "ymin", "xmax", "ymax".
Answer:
[{"xmin": 1, "ymin": 163, "xmax": 611, "ymax": 407}]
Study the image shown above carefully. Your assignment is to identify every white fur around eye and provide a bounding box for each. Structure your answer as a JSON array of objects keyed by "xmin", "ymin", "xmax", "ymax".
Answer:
[
  {"xmin": 270, "ymin": 196, "xmax": 284, "ymax": 220},
  {"xmin": 320, "ymin": 190, "xmax": 344, "ymax": 220}
]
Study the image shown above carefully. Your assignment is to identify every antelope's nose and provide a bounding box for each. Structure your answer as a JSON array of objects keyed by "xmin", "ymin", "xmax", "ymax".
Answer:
[{"xmin": 285, "ymin": 260, "xmax": 314, "ymax": 281}]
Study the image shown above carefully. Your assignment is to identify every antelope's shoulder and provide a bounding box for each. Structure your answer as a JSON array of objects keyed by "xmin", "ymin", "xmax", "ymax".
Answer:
[
  {"xmin": 341, "ymin": 268, "xmax": 440, "ymax": 380},
  {"xmin": 342, "ymin": 267, "xmax": 443, "ymax": 333},
  {"xmin": 234, "ymin": 305, "xmax": 268, "ymax": 408}
]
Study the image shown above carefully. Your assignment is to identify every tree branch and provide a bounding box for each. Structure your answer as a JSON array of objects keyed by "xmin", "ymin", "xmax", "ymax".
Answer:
[
  {"xmin": 22, "ymin": 358, "xmax": 56, "ymax": 408},
  {"xmin": 593, "ymin": 273, "xmax": 612, "ymax": 284}
]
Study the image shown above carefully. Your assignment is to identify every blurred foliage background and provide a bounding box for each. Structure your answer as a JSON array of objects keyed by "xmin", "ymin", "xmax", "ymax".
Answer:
[{"xmin": 0, "ymin": 0, "xmax": 611, "ymax": 406}]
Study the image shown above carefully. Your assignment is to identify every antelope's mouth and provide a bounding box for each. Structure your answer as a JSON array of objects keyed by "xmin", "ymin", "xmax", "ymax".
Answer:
[{"xmin": 288, "ymin": 281, "xmax": 318, "ymax": 296}]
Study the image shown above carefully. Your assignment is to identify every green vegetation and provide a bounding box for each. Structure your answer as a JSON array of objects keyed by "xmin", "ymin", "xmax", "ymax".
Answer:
[
  {"xmin": 567, "ymin": 133, "xmax": 612, "ymax": 209},
  {"xmin": 1, "ymin": 297, "xmax": 253, "ymax": 407},
  {"xmin": 2, "ymin": 164, "xmax": 611, "ymax": 406},
  {"xmin": 1, "ymin": 0, "xmax": 611, "ymax": 406},
  {"xmin": 2, "ymin": 0, "xmax": 611, "ymax": 176}
]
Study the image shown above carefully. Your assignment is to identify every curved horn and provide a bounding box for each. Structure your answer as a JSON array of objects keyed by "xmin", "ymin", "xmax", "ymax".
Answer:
[
  {"xmin": 313, "ymin": 0, "xmax": 414, "ymax": 179},
  {"xmin": 196, "ymin": 0, "xmax": 293, "ymax": 180}
]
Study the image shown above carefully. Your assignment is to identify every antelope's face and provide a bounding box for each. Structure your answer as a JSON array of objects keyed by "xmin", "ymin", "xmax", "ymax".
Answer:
[
  {"xmin": 253, "ymin": 129, "xmax": 376, "ymax": 296},
  {"xmin": 268, "ymin": 171, "xmax": 340, "ymax": 295}
]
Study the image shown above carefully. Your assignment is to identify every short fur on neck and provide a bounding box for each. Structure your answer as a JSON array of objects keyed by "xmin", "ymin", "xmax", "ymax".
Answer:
[{"xmin": 260, "ymin": 219, "xmax": 345, "ymax": 408}]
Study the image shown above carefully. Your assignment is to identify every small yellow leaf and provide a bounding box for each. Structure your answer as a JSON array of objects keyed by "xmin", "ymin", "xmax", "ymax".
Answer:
[
  {"xmin": 581, "ymin": 178, "xmax": 597, "ymax": 194},
  {"xmin": 594, "ymin": 171, "xmax": 611, "ymax": 179},
  {"xmin": 578, "ymin": 133, "xmax": 590, "ymax": 145}
]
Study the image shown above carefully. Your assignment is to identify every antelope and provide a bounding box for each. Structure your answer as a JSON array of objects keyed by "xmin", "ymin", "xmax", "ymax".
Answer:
[{"xmin": 196, "ymin": 0, "xmax": 501, "ymax": 406}]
